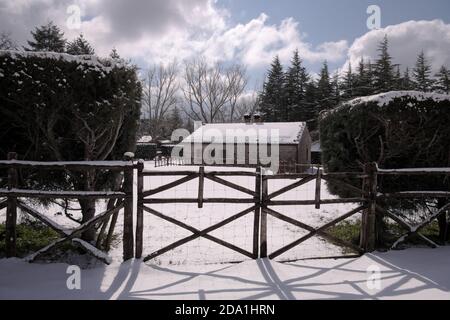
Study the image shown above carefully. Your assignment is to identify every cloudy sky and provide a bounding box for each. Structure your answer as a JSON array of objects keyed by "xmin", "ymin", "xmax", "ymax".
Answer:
[{"xmin": 1, "ymin": 0, "xmax": 450, "ymax": 87}]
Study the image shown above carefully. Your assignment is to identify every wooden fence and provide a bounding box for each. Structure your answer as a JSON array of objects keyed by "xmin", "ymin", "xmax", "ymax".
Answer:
[
  {"xmin": 0, "ymin": 152, "xmax": 137, "ymax": 263},
  {"xmin": 136, "ymin": 163, "xmax": 450, "ymax": 262},
  {"xmin": 1, "ymin": 154, "xmax": 449, "ymax": 264}
]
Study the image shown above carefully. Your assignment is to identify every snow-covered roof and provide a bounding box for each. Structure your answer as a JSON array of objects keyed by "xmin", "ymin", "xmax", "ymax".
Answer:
[
  {"xmin": 182, "ymin": 122, "xmax": 307, "ymax": 145},
  {"xmin": 323, "ymin": 91, "xmax": 450, "ymax": 118},
  {"xmin": 137, "ymin": 135, "xmax": 153, "ymax": 144}
]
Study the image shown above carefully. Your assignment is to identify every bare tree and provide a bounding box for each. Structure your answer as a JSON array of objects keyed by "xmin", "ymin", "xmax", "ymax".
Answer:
[
  {"xmin": 0, "ymin": 32, "xmax": 18, "ymax": 50},
  {"xmin": 182, "ymin": 58, "xmax": 247, "ymax": 123},
  {"xmin": 142, "ymin": 61, "xmax": 179, "ymax": 139},
  {"xmin": 233, "ymin": 91, "xmax": 260, "ymax": 122}
]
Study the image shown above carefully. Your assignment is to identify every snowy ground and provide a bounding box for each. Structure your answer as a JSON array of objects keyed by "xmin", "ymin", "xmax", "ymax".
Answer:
[
  {"xmin": 1, "ymin": 162, "xmax": 449, "ymax": 300},
  {"xmin": 1, "ymin": 247, "xmax": 449, "ymax": 300}
]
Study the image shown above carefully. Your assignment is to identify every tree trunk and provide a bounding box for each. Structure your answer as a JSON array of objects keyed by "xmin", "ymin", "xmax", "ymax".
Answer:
[
  {"xmin": 79, "ymin": 198, "xmax": 96, "ymax": 242},
  {"xmin": 437, "ymin": 198, "xmax": 449, "ymax": 243}
]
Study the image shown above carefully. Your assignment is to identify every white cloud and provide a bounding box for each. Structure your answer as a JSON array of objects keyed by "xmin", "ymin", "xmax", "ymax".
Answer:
[
  {"xmin": 0, "ymin": 0, "xmax": 347, "ymax": 70},
  {"xmin": 344, "ymin": 19, "xmax": 450, "ymax": 74}
]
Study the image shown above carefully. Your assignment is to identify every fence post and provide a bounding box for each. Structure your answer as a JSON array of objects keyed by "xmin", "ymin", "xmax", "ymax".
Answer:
[
  {"xmin": 198, "ymin": 166, "xmax": 204, "ymax": 208},
  {"xmin": 123, "ymin": 155, "xmax": 134, "ymax": 261},
  {"xmin": 260, "ymin": 173, "xmax": 268, "ymax": 258},
  {"xmin": 135, "ymin": 160, "xmax": 144, "ymax": 259},
  {"xmin": 5, "ymin": 152, "xmax": 18, "ymax": 258},
  {"xmin": 253, "ymin": 167, "xmax": 261, "ymax": 258},
  {"xmin": 360, "ymin": 162, "xmax": 377, "ymax": 252}
]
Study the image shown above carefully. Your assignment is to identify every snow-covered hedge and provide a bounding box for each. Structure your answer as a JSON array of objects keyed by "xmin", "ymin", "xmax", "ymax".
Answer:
[
  {"xmin": 320, "ymin": 91, "xmax": 450, "ymax": 198},
  {"xmin": 0, "ymin": 50, "xmax": 141, "ymax": 162}
]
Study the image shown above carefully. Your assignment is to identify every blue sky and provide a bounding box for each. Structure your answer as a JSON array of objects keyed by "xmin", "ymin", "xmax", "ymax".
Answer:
[
  {"xmin": 217, "ymin": 0, "xmax": 450, "ymax": 79},
  {"xmin": 2, "ymin": 0, "xmax": 450, "ymax": 89}
]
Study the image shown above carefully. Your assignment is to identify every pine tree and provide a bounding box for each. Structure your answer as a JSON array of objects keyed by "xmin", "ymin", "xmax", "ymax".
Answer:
[
  {"xmin": 401, "ymin": 67, "xmax": 414, "ymax": 90},
  {"xmin": 285, "ymin": 49, "xmax": 310, "ymax": 121},
  {"xmin": 341, "ymin": 63, "xmax": 356, "ymax": 99},
  {"xmin": 27, "ymin": 21, "xmax": 66, "ymax": 52},
  {"xmin": 413, "ymin": 51, "xmax": 433, "ymax": 92},
  {"xmin": 66, "ymin": 34, "xmax": 95, "ymax": 55},
  {"xmin": 434, "ymin": 66, "xmax": 450, "ymax": 94},
  {"xmin": 316, "ymin": 61, "xmax": 333, "ymax": 112},
  {"xmin": 374, "ymin": 35, "xmax": 394, "ymax": 93},
  {"xmin": 393, "ymin": 65, "xmax": 402, "ymax": 90},
  {"xmin": 259, "ymin": 56, "xmax": 285, "ymax": 121},
  {"xmin": 331, "ymin": 71, "xmax": 341, "ymax": 106}
]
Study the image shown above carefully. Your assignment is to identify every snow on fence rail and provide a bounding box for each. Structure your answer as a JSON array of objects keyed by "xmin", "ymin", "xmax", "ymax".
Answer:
[{"xmin": 1, "ymin": 152, "xmax": 137, "ymax": 264}]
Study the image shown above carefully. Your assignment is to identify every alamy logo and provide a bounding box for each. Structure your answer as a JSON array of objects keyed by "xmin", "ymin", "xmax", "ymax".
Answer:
[
  {"xmin": 67, "ymin": 5, "xmax": 82, "ymax": 30},
  {"xmin": 367, "ymin": 5, "xmax": 381, "ymax": 30},
  {"xmin": 171, "ymin": 122, "xmax": 281, "ymax": 173},
  {"xmin": 66, "ymin": 265, "xmax": 81, "ymax": 290}
]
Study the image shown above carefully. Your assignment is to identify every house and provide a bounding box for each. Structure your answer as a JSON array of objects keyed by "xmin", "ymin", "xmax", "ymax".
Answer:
[{"xmin": 180, "ymin": 114, "xmax": 311, "ymax": 173}]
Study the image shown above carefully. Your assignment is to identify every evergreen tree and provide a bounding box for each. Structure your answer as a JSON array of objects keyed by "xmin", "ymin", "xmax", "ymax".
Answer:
[
  {"xmin": 316, "ymin": 61, "xmax": 333, "ymax": 112},
  {"xmin": 66, "ymin": 34, "xmax": 95, "ymax": 55},
  {"xmin": 374, "ymin": 35, "xmax": 394, "ymax": 93},
  {"xmin": 331, "ymin": 71, "xmax": 341, "ymax": 106},
  {"xmin": 259, "ymin": 56, "xmax": 285, "ymax": 121},
  {"xmin": 413, "ymin": 51, "xmax": 433, "ymax": 92},
  {"xmin": 27, "ymin": 21, "xmax": 66, "ymax": 52},
  {"xmin": 285, "ymin": 49, "xmax": 310, "ymax": 121},
  {"xmin": 168, "ymin": 106, "xmax": 184, "ymax": 134},
  {"xmin": 393, "ymin": 65, "xmax": 402, "ymax": 90},
  {"xmin": 434, "ymin": 66, "xmax": 450, "ymax": 94},
  {"xmin": 401, "ymin": 67, "xmax": 414, "ymax": 90},
  {"xmin": 341, "ymin": 63, "xmax": 356, "ymax": 99}
]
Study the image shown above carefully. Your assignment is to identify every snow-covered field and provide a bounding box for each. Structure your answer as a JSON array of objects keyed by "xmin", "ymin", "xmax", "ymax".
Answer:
[{"xmin": 1, "ymin": 247, "xmax": 449, "ymax": 300}]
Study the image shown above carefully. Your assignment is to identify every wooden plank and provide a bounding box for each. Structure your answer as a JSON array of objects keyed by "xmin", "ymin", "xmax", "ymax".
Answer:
[
  {"xmin": 321, "ymin": 175, "xmax": 368, "ymax": 197},
  {"xmin": 378, "ymin": 191, "xmax": 450, "ymax": 198},
  {"xmin": 142, "ymin": 174, "xmax": 198, "ymax": 197},
  {"xmin": 315, "ymin": 168, "xmax": 322, "ymax": 209},
  {"xmin": 267, "ymin": 176, "xmax": 315, "ymax": 200},
  {"xmin": 142, "ymin": 198, "xmax": 255, "ymax": 204},
  {"xmin": 253, "ymin": 167, "xmax": 261, "ymax": 258},
  {"xmin": 135, "ymin": 161, "xmax": 144, "ymax": 259},
  {"xmin": 377, "ymin": 168, "xmax": 450, "ymax": 175},
  {"xmin": 142, "ymin": 206, "xmax": 254, "ymax": 259},
  {"xmin": 25, "ymin": 202, "xmax": 124, "ymax": 262},
  {"xmin": 6, "ymin": 152, "xmax": 18, "ymax": 258},
  {"xmin": 267, "ymin": 206, "xmax": 366, "ymax": 259},
  {"xmin": 206, "ymin": 171, "xmax": 256, "ymax": 177},
  {"xmin": 123, "ymin": 167, "xmax": 134, "ymax": 261},
  {"xmin": 142, "ymin": 205, "xmax": 256, "ymax": 261},
  {"xmin": 205, "ymin": 174, "xmax": 256, "ymax": 196},
  {"xmin": 0, "ymin": 189, "xmax": 126, "ymax": 199},
  {"xmin": 198, "ymin": 166, "xmax": 204, "ymax": 208},
  {"xmin": 267, "ymin": 198, "xmax": 366, "ymax": 206},
  {"xmin": 17, "ymin": 201, "xmax": 69, "ymax": 236},
  {"xmin": 260, "ymin": 176, "xmax": 268, "ymax": 258},
  {"xmin": 141, "ymin": 170, "xmax": 198, "ymax": 176},
  {"xmin": 0, "ymin": 160, "xmax": 134, "ymax": 171},
  {"xmin": 0, "ymin": 199, "xmax": 7, "ymax": 211}
]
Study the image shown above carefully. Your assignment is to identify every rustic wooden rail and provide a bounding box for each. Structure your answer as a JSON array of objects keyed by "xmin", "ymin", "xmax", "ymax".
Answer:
[{"xmin": 1, "ymin": 152, "xmax": 137, "ymax": 262}]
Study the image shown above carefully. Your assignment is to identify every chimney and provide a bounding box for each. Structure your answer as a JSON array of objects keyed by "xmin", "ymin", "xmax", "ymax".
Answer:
[
  {"xmin": 253, "ymin": 113, "xmax": 262, "ymax": 123},
  {"xmin": 244, "ymin": 113, "xmax": 252, "ymax": 124}
]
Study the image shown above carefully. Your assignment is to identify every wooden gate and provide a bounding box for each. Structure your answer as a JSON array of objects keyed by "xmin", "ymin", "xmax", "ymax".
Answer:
[
  {"xmin": 135, "ymin": 164, "xmax": 261, "ymax": 262},
  {"xmin": 135, "ymin": 164, "xmax": 380, "ymax": 263}
]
